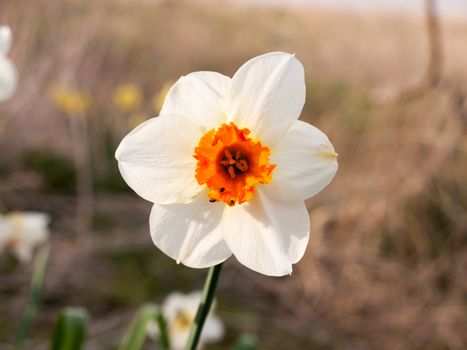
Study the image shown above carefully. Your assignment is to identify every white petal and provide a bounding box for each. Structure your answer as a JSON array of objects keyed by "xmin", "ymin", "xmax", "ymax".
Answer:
[
  {"xmin": 3, "ymin": 212, "xmax": 49, "ymax": 263},
  {"xmin": 16, "ymin": 212, "xmax": 50, "ymax": 245},
  {"xmin": 185, "ymin": 290, "xmax": 203, "ymax": 311},
  {"xmin": 162, "ymin": 291, "xmax": 201, "ymax": 321},
  {"xmin": 162, "ymin": 292, "xmax": 188, "ymax": 320},
  {"xmin": 0, "ymin": 26, "xmax": 12, "ymax": 55},
  {"xmin": 13, "ymin": 244, "xmax": 33, "ymax": 263},
  {"xmin": 229, "ymin": 52, "xmax": 305, "ymax": 146},
  {"xmin": 203, "ymin": 316, "xmax": 224, "ymax": 342},
  {"xmin": 15, "ymin": 212, "xmax": 51, "ymax": 228},
  {"xmin": 145, "ymin": 320, "xmax": 159, "ymax": 340},
  {"xmin": 272, "ymin": 120, "xmax": 338, "ymax": 200},
  {"xmin": 223, "ymin": 181, "xmax": 310, "ymax": 276},
  {"xmin": 162, "ymin": 291, "xmax": 201, "ymax": 350},
  {"xmin": 0, "ymin": 55, "xmax": 17, "ymax": 102},
  {"xmin": 160, "ymin": 72, "xmax": 230, "ymax": 132},
  {"xmin": 171, "ymin": 330, "xmax": 190, "ymax": 350},
  {"xmin": 150, "ymin": 192, "xmax": 232, "ymax": 268},
  {"xmin": 116, "ymin": 115, "xmax": 202, "ymax": 204}
]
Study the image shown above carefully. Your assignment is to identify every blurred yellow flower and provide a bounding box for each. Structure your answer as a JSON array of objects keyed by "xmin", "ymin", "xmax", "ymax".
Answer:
[
  {"xmin": 113, "ymin": 84, "xmax": 143, "ymax": 112},
  {"xmin": 51, "ymin": 86, "xmax": 90, "ymax": 114},
  {"xmin": 128, "ymin": 113, "xmax": 147, "ymax": 130},
  {"xmin": 153, "ymin": 80, "xmax": 174, "ymax": 113}
]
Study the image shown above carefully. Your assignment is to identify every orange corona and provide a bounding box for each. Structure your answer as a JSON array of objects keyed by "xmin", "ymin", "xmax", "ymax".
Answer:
[{"xmin": 194, "ymin": 122, "xmax": 276, "ymax": 206}]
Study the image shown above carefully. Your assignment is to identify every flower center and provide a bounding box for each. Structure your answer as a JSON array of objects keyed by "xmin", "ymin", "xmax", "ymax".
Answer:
[
  {"xmin": 194, "ymin": 122, "xmax": 275, "ymax": 206},
  {"xmin": 219, "ymin": 148, "xmax": 249, "ymax": 179},
  {"xmin": 172, "ymin": 310, "xmax": 193, "ymax": 331}
]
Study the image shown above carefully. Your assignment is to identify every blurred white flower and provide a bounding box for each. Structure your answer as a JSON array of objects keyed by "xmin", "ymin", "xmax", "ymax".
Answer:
[
  {"xmin": 148, "ymin": 291, "xmax": 224, "ymax": 350},
  {"xmin": 0, "ymin": 26, "xmax": 18, "ymax": 102},
  {"xmin": 0, "ymin": 212, "xmax": 50, "ymax": 263},
  {"xmin": 116, "ymin": 52, "xmax": 338, "ymax": 276}
]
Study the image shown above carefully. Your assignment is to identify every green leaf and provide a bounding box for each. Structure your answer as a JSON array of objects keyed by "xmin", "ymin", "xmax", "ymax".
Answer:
[
  {"xmin": 231, "ymin": 334, "xmax": 258, "ymax": 350},
  {"xmin": 15, "ymin": 244, "xmax": 50, "ymax": 350},
  {"xmin": 50, "ymin": 307, "xmax": 89, "ymax": 350},
  {"xmin": 118, "ymin": 303, "xmax": 169, "ymax": 350}
]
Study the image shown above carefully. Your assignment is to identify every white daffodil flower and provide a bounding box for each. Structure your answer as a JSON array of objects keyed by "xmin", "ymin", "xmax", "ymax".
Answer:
[
  {"xmin": 116, "ymin": 52, "xmax": 338, "ymax": 276},
  {"xmin": 0, "ymin": 26, "xmax": 18, "ymax": 102},
  {"xmin": 0, "ymin": 212, "xmax": 50, "ymax": 263},
  {"xmin": 147, "ymin": 291, "xmax": 223, "ymax": 350}
]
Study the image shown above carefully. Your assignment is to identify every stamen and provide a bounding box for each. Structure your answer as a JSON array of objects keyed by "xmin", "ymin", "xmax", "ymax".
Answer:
[
  {"xmin": 235, "ymin": 159, "xmax": 249, "ymax": 172},
  {"xmin": 224, "ymin": 149, "xmax": 233, "ymax": 161},
  {"xmin": 228, "ymin": 165, "xmax": 236, "ymax": 179}
]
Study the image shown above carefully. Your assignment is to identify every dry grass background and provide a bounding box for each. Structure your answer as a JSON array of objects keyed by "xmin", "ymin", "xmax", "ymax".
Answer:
[{"xmin": 0, "ymin": 0, "xmax": 466, "ymax": 349}]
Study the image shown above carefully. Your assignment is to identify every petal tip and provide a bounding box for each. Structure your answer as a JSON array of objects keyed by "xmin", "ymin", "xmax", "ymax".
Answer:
[
  {"xmin": 314, "ymin": 150, "xmax": 338, "ymax": 161},
  {"xmin": 0, "ymin": 26, "xmax": 12, "ymax": 55}
]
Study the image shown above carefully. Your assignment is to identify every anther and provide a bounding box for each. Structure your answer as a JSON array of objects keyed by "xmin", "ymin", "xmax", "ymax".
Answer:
[
  {"xmin": 229, "ymin": 200, "xmax": 235, "ymax": 206},
  {"xmin": 228, "ymin": 166, "xmax": 236, "ymax": 179},
  {"xmin": 209, "ymin": 198, "xmax": 217, "ymax": 203},
  {"xmin": 220, "ymin": 187, "xmax": 225, "ymax": 193},
  {"xmin": 224, "ymin": 149, "xmax": 233, "ymax": 160},
  {"xmin": 235, "ymin": 159, "xmax": 249, "ymax": 172}
]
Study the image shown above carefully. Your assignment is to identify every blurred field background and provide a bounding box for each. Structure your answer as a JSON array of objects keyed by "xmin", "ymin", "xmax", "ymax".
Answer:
[{"xmin": 1, "ymin": 0, "xmax": 467, "ymax": 349}]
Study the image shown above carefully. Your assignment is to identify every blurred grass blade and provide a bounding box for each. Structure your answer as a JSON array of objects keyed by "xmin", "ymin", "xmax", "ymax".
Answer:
[
  {"xmin": 14, "ymin": 244, "xmax": 50, "ymax": 350},
  {"xmin": 231, "ymin": 334, "xmax": 258, "ymax": 350},
  {"xmin": 118, "ymin": 303, "xmax": 170, "ymax": 350},
  {"xmin": 50, "ymin": 307, "xmax": 89, "ymax": 350}
]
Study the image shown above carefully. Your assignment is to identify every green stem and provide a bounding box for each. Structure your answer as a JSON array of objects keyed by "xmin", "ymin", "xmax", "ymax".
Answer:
[
  {"xmin": 184, "ymin": 263, "xmax": 223, "ymax": 350},
  {"xmin": 15, "ymin": 244, "xmax": 50, "ymax": 350}
]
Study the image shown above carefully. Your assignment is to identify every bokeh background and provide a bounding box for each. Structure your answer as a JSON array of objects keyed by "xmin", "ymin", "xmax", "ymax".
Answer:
[{"xmin": 1, "ymin": 0, "xmax": 467, "ymax": 349}]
